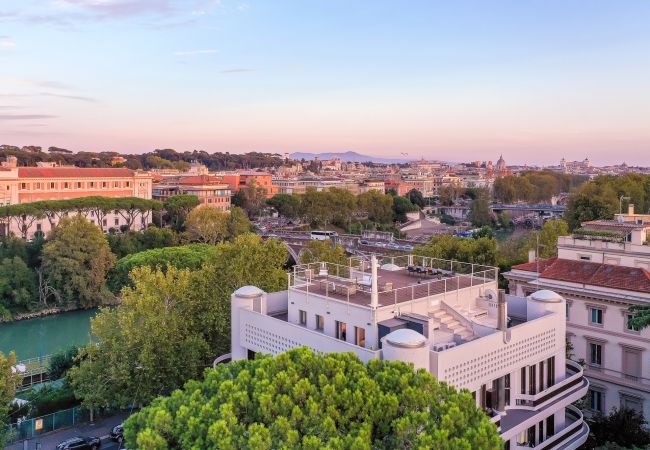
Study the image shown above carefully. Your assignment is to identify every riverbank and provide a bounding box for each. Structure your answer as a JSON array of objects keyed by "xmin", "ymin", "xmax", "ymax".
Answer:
[{"xmin": 1, "ymin": 306, "xmax": 79, "ymax": 323}]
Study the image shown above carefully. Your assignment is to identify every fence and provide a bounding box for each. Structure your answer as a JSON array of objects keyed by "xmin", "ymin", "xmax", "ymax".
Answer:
[{"xmin": 5, "ymin": 406, "xmax": 90, "ymax": 444}]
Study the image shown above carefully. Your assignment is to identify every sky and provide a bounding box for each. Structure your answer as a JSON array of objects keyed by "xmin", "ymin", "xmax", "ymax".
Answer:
[{"xmin": 1, "ymin": 1, "xmax": 650, "ymax": 165}]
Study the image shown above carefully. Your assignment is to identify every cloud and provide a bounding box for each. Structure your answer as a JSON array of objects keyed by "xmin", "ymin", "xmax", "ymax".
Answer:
[
  {"xmin": 39, "ymin": 92, "xmax": 98, "ymax": 102},
  {"xmin": 0, "ymin": 114, "xmax": 58, "ymax": 121},
  {"xmin": 0, "ymin": 36, "xmax": 15, "ymax": 50},
  {"xmin": 53, "ymin": 0, "xmax": 173, "ymax": 18},
  {"xmin": 174, "ymin": 49, "xmax": 218, "ymax": 56},
  {"xmin": 237, "ymin": 3, "xmax": 249, "ymax": 12},
  {"xmin": 220, "ymin": 68, "xmax": 254, "ymax": 74}
]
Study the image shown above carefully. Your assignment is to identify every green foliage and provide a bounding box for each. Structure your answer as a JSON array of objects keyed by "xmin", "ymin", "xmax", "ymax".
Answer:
[
  {"xmin": 42, "ymin": 215, "xmax": 116, "ymax": 308},
  {"xmin": 440, "ymin": 213, "xmax": 456, "ymax": 225},
  {"xmin": 392, "ymin": 196, "xmax": 419, "ymax": 223},
  {"xmin": 0, "ymin": 351, "xmax": 21, "ymax": 446},
  {"xmin": 47, "ymin": 345, "xmax": 79, "ymax": 380},
  {"xmin": 124, "ymin": 348, "xmax": 501, "ymax": 450},
  {"xmin": 572, "ymin": 228, "xmax": 626, "ymax": 240},
  {"xmin": 163, "ymin": 194, "xmax": 200, "ymax": 231},
  {"xmin": 493, "ymin": 171, "xmax": 588, "ymax": 203},
  {"xmin": 71, "ymin": 234, "xmax": 288, "ymax": 411},
  {"xmin": 358, "ymin": 190, "xmax": 394, "ymax": 224},
  {"xmin": 108, "ymin": 227, "xmax": 179, "ymax": 259},
  {"xmin": 184, "ymin": 207, "xmax": 229, "ymax": 244},
  {"xmin": 25, "ymin": 383, "xmax": 79, "ymax": 417},
  {"xmin": 227, "ymin": 206, "xmax": 252, "ymax": 237},
  {"xmin": 415, "ymin": 234, "xmax": 497, "ymax": 266},
  {"xmin": 110, "ymin": 243, "xmax": 219, "ymax": 291},
  {"xmin": 267, "ymin": 194, "xmax": 302, "ymax": 219},
  {"xmin": 300, "ymin": 240, "xmax": 347, "ymax": 265},
  {"xmin": 232, "ymin": 182, "xmax": 268, "ymax": 218},
  {"xmin": 584, "ymin": 408, "xmax": 650, "ymax": 450},
  {"xmin": 527, "ymin": 220, "xmax": 570, "ymax": 259},
  {"xmin": 469, "ymin": 189, "xmax": 492, "ymax": 227},
  {"xmin": 0, "ymin": 257, "xmax": 38, "ymax": 311},
  {"xmin": 406, "ymin": 188, "xmax": 425, "ymax": 208},
  {"xmin": 565, "ymin": 195, "xmax": 614, "ymax": 230},
  {"xmin": 473, "ymin": 226, "xmax": 494, "ymax": 239}
]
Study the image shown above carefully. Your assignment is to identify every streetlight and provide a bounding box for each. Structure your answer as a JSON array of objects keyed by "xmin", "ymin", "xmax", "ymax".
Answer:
[{"xmin": 619, "ymin": 195, "xmax": 631, "ymax": 215}]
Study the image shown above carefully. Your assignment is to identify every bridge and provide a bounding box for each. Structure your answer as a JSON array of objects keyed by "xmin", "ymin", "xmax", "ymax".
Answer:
[{"xmin": 491, "ymin": 204, "xmax": 566, "ymax": 214}]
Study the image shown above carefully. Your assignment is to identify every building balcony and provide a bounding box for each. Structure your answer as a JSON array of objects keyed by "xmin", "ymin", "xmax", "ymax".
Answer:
[
  {"xmin": 513, "ymin": 405, "xmax": 589, "ymax": 450},
  {"xmin": 512, "ymin": 360, "xmax": 588, "ymax": 411},
  {"xmin": 585, "ymin": 364, "xmax": 650, "ymax": 391}
]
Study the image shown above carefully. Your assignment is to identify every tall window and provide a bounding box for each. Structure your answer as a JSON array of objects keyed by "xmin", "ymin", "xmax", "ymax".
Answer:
[
  {"xmin": 589, "ymin": 389, "xmax": 604, "ymax": 413},
  {"xmin": 299, "ymin": 310, "xmax": 307, "ymax": 326},
  {"xmin": 626, "ymin": 314, "xmax": 640, "ymax": 332},
  {"xmin": 335, "ymin": 321, "xmax": 346, "ymax": 341},
  {"xmin": 315, "ymin": 314, "xmax": 324, "ymax": 331},
  {"xmin": 590, "ymin": 308, "xmax": 603, "ymax": 325},
  {"xmin": 77, "ymin": 182, "xmax": 82, "ymax": 188},
  {"xmin": 546, "ymin": 356, "xmax": 555, "ymax": 387},
  {"xmin": 589, "ymin": 343, "xmax": 602, "ymax": 366}
]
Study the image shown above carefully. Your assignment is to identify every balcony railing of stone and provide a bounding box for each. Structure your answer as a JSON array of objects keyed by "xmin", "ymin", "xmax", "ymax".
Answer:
[
  {"xmin": 513, "ymin": 360, "xmax": 586, "ymax": 410},
  {"xmin": 586, "ymin": 364, "xmax": 650, "ymax": 388},
  {"xmin": 515, "ymin": 405, "xmax": 588, "ymax": 450}
]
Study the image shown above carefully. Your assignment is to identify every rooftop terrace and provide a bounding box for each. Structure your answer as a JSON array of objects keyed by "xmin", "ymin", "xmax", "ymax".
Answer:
[{"xmin": 289, "ymin": 254, "xmax": 498, "ymax": 308}]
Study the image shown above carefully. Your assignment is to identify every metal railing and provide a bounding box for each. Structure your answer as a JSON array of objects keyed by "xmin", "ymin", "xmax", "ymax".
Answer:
[
  {"xmin": 5, "ymin": 406, "xmax": 90, "ymax": 444},
  {"xmin": 586, "ymin": 364, "xmax": 650, "ymax": 387}
]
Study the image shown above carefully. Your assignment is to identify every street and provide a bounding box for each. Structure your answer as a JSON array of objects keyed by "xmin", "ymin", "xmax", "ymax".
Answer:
[{"xmin": 6, "ymin": 412, "xmax": 129, "ymax": 450}]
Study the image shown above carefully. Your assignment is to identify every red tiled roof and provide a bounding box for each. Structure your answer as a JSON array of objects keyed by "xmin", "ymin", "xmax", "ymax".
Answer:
[
  {"xmin": 18, "ymin": 167, "xmax": 136, "ymax": 178},
  {"xmin": 512, "ymin": 257, "xmax": 650, "ymax": 294}
]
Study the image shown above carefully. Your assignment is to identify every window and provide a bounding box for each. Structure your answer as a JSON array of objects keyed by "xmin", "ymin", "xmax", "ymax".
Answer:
[
  {"xmin": 36, "ymin": 223, "xmax": 41, "ymax": 231},
  {"xmin": 114, "ymin": 181, "xmax": 119, "ymax": 188},
  {"xmin": 546, "ymin": 356, "xmax": 555, "ymax": 387},
  {"xmin": 115, "ymin": 218, "xmax": 119, "ymax": 226},
  {"xmin": 299, "ymin": 310, "xmax": 307, "ymax": 325},
  {"xmin": 102, "ymin": 181, "xmax": 107, "ymax": 188},
  {"xmin": 626, "ymin": 314, "xmax": 640, "ymax": 332},
  {"xmin": 315, "ymin": 314, "xmax": 324, "ymax": 331},
  {"xmin": 102, "ymin": 219, "xmax": 107, "ymax": 227},
  {"xmin": 589, "ymin": 343, "xmax": 602, "ymax": 366},
  {"xmin": 590, "ymin": 308, "xmax": 603, "ymax": 325},
  {"xmin": 50, "ymin": 182, "xmax": 55, "ymax": 189},
  {"xmin": 546, "ymin": 415, "xmax": 554, "ymax": 437},
  {"xmin": 90, "ymin": 182, "xmax": 95, "ymax": 188},
  {"xmin": 579, "ymin": 255, "xmax": 592, "ymax": 261},
  {"xmin": 621, "ymin": 394, "xmax": 644, "ymax": 414},
  {"xmin": 335, "ymin": 321, "xmax": 346, "ymax": 341},
  {"xmin": 355, "ymin": 327, "xmax": 366, "ymax": 347},
  {"xmin": 589, "ymin": 389, "xmax": 604, "ymax": 413},
  {"xmin": 20, "ymin": 183, "xmax": 26, "ymax": 189},
  {"xmin": 77, "ymin": 182, "xmax": 82, "ymax": 188},
  {"xmin": 126, "ymin": 181, "xmax": 130, "ymax": 187},
  {"xmin": 565, "ymin": 303, "xmax": 570, "ymax": 319},
  {"xmin": 64, "ymin": 182, "xmax": 69, "ymax": 189}
]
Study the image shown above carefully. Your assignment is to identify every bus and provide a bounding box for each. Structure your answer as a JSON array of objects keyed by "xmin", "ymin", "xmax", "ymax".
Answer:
[{"xmin": 310, "ymin": 230, "xmax": 338, "ymax": 240}]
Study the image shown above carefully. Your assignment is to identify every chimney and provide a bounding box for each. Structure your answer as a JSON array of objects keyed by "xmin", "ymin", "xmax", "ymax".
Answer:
[
  {"xmin": 497, "ymin": 289, "xmax": 508, "ymax": 332},
  {"xmin": 528, "ymin": 248, "xmax": 536, "ymax": 263},
  {"xmin": 628, "ymin": 204, "xmax": 635, "ymax": 216},
  {"xmin": 370, "ymin": 255, "xmax": 379, "ymax": 308}
]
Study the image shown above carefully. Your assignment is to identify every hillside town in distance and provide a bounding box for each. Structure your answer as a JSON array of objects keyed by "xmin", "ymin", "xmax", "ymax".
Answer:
[{"xmin": 0, "ymin": 142, "xmax": 648, "ymax": 450}]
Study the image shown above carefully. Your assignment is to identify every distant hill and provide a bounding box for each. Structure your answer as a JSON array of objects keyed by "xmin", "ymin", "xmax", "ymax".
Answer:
[{"xmin": 289, "ymin": 151, "xmax": 411, "ymax": 164}]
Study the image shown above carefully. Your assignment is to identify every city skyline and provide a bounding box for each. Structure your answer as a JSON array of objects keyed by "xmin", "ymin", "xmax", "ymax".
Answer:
[{"xmin": 1, "ymin": 1, "xmax": 650, "ymax": 165}]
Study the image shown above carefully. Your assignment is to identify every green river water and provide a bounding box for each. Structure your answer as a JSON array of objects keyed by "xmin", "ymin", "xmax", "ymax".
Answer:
[{"xmin": 0, "ymin": 309, "xmax": 97, "ymax": 361}]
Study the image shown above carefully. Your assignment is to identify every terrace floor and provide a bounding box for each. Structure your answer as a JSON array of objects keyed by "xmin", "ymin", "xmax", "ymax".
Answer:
[{"xmin": 292, "ymin": 267, "xmax": 492, "ymax": 308}]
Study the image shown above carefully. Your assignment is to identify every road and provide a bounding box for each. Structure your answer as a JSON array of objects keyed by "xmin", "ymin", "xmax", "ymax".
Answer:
[{"xmin": 6, "ymin": 412, "xmax": 129, "ymax": 450}]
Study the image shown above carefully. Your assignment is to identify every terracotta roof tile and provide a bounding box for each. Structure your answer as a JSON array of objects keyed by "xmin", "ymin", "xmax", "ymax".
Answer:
[{"xmin": 512, "ymin": 257, "xmax": 650, "ymax": 294}]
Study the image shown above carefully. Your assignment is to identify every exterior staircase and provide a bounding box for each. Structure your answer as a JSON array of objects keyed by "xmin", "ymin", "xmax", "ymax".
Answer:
[{"xmin": 430, "ymin": 309, "xmax": 475, "ymax": 341}]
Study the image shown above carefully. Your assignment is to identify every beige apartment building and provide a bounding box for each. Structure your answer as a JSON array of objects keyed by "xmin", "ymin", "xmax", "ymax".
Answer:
[{"xmin": 504, "ymin": 206, "xmax": 650, "ymax": 421}]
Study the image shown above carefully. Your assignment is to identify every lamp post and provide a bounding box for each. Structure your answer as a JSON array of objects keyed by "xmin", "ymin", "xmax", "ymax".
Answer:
[{"xmin": 619, "ymin": 195, "xmax": 631, "ymax": 215}]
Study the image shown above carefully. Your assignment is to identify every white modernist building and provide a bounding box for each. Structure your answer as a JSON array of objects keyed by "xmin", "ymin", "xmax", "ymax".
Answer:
[
  {"xmin": 230, "ymin": 254, "xmax": 589, "ymax": 449},
  {"xmin": 505, "ymin": 206, "xmax": 650, "ymax": 421}
]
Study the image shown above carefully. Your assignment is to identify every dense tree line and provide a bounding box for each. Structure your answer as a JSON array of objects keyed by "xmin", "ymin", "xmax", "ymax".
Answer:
[
  {"xmin": 493, "ymin": 171, "xmax": 588, "ymax": 203},
  {"xmin": 69, "ymin": 234, "xmax": 288, "ymax": 414},
  {"xmin": 123, "ymin": 347, "xmax": 501, "ymax": 449},
  {"xmin": 564, "ymin": 174, "xmax": 650, "ymax": 229},
  {"xmin": 0, "ymin": 146, "xmax": 284, "ymax": 171},
  {"xmin": 266, "ymin": 188, "xmax": 418, "ymax": 229}
]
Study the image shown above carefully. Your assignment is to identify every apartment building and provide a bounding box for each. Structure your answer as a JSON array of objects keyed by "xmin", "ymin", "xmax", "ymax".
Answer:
[
  {"xmin": 229, "ymin": 254, "xmax": 589, "ymax": 449},
  {"xmin": 221, "ymin": 171, "xmax": 278, "ymax": 198},
  {"xmin": 504, "ymin": 206, "xmax": 650, "ymax": 421},
  {"xmin": 152, "ymin": 175, "xmax": 231, "ymax": 211},
  {"xmin": 0, "ymin": 158, "xmax": 153, "ymax": 237}
]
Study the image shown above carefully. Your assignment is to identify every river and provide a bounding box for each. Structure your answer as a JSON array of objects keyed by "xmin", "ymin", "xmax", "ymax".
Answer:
[{"xmin": 0, "ymin": 309, "xmax": 97, "ymax": 361}]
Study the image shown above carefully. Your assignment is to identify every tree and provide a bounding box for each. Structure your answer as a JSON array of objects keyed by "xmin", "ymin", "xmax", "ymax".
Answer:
[
  {"xmin": 123, "ymin": 348, "xmax": 502, "ymax": 450},
  {"xmin": 109, "ymin": 243, "xmax": 220, "ymax": 291},
  {"xmin": 0, "ymin": 257, "xmax": 38, "ymax": 311},
  {"xmin": 565, "ymin": 195, "xmax": 614, "ymax": 230},
  {"xmin": 527, "ymin": 219, "xmax": 569, "ymax": 259},
  {"xmin": 300, "ymin": 240, "xmax": 347, "ymax": 265},
  {"xmin": 583, "ymin": 408, "xmax": 650, "ymax": 450},
  {"xmin": 42, "ymin": 215, "xmax": 116, "ymax": 308},
  {"xmin": 406, "ymin": 188, "xmax": 425, "ymax": 208},
  {"xmin": 184, "ymin": 207, "xmax": 229, "ymax": 244},
  {"xmin": 71, "ymin": 234, "xmax": 288, "ymax": 411},
  {"xmin": 108, "ymin": 227, "xmax": 178, "ymax": 259},
  {"xmin": 468, "ymin": 189, "xmax": 492, "ymax": 227},
  {"xmin": 267, "ymin": 194, "xmax": 302, "ymax": 219},
  {"xmin": 358, "ymin": 190, "xmax": 394, "ymax": 224},
  {"xmin": 47, "ymin": 345, "xmax": 79, "ymax": 380},
  {"xmin": 232, "ymin": 182, "xmax": 267, "ymax": 218},
  {"xmin": 227, "ymin": 206, "xmax": 252, "ymax": 238},
  {"xmin": 164, "ymin": 195, "xmax": 200, "ymax": 231},
  {"xmin": 415, "ymin": 235, "xmax": 498, "ymax": 267},
  {"xmin": 392, "ymin": 196, "xmax": 419, "ymax": 223},
  {"xmin": 0, "ymin": 351, "xmax": 22, "ymax": 447}
]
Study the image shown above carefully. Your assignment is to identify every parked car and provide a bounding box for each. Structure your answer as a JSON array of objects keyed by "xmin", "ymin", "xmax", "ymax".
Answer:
[
  {"xmin": 386, "ymin": 242, "xmax": 401, "ymax": 250},
  {"xmin": 110, "ymin": 423, "xmax": 124, "ymax": 443},
  {"xmin": 359, "ymin": 239, "xmax": 370, "ymax": 245},
  {"xmin": 56, "ymin": 436, "xmax": 101, "ymax": 450},
  {"xmin": 401, "ymin": 244, "xmax": 414, "ymax": 251}
]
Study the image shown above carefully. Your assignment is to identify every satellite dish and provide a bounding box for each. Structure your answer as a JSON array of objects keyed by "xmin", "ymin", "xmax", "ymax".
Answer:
[{"xmin": 485, "ymin": 289, "xmax": 497, "ymax": 301}]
